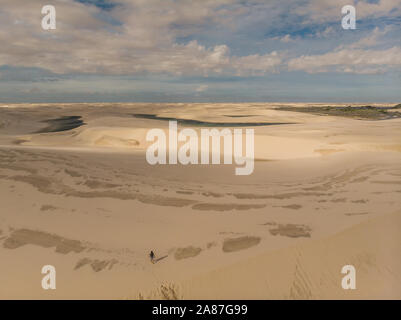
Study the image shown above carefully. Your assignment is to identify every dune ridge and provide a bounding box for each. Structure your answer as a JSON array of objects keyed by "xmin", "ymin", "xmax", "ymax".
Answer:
[{"xmin": 0, "ymin": 103, "xmax": 400, "ymax": 299}]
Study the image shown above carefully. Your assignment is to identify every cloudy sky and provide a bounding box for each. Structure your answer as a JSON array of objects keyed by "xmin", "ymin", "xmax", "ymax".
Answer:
[{"xmin": 0, "ymin": 0, "xmax": 400, "ymax": 103}]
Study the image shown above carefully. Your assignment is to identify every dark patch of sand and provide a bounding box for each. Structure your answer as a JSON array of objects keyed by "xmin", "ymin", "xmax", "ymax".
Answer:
[
  {"xmin": 280, "ymin": 204, "xmax": 302, "ymax": 210},
  {"xmin": 233, "ymin": 192, "xmax": 328, "ymax": 200},
  {"xmin": 176, "ymin": 190, "xmax": 194, "ymax": 195},
  {"xmin": 222, "ymin": 236, "xmax": 261, "ymax": 253},
  {"xmin": 40, "ymin": 204, "xmax": 58, "ymax": 211},
  {"xmin": 3, "ymin": 229, "xmax": 85, "ymax": 254},
  {"xmin": 371, "ymin": 180, "xmax": 401, "ymax": 185},
  {"xmin": 192, "ymin": 203, "xmax": 266, "ymax": 211},
  {"xmin": 174, "ymin": 246, "xmax": 202, "ymax": 260},
  {"xmin": 269, "ymin": 224, "xmax": 311, "ymax": 238},
  {"xmin": 64, "ymin": 169, "xmax": 82, "ymax": 178},
  {"xmin": 74, "ymin": 257, "xmax": 118, "ymax": 272},
  {"xmin": 345, "ymin": 212, "xmax": 369, "ymax": 216},
  {"xmin": 83, "ymin": 179, "xmax": 119, "ymax": 189},
  {"xmin": 351, "ymin": 199, "xmax": 368, "ymax": 203},
  {"xmin": 6, "ymin": 174, "xmax": 197, "ymax": 207}
]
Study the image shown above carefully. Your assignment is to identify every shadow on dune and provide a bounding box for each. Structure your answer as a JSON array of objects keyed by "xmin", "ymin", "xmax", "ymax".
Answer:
[
  {"xmin": 154, "ymin": 255, "xmax": 168, "ymax": 263},
  {"xmin": 133, "ymin": 114, "xmax": 293, "ymax": 127},
  {"xmin": 35, "ymin": 116, "xmax": 86, "ymax": 133}
]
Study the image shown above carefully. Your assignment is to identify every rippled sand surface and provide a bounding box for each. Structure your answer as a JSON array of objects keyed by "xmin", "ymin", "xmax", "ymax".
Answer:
[{"xmin": 0, "ymin": 103, "xmax": 400, "ymax": 299}]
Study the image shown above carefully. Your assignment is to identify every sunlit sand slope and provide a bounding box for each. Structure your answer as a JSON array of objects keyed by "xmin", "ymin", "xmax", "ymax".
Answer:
[{"xmin": 0, "ymin": 103, "xmax": 400, "ymax": 299}]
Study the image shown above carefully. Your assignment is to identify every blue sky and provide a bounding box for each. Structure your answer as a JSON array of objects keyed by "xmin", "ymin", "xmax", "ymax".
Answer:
[{"xmin": 0, "ymin": 0, "xmax": 400, "ymax": 103}]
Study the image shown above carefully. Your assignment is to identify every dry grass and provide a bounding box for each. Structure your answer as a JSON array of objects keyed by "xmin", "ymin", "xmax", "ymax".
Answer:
[{"xmin": 137, "ymin": 282, "xmax": 183, "ymax": 300}]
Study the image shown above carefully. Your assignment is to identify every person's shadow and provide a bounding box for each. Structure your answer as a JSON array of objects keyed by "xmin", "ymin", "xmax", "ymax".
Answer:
[{"xmin": 154, "ymin": 255, "xmax": 168, "ymax": 263}]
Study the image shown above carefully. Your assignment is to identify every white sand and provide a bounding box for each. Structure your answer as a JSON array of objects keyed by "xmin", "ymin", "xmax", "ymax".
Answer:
[{"xmin": 0, "ymin": 103, "xmax": 400, "ymax": 299}]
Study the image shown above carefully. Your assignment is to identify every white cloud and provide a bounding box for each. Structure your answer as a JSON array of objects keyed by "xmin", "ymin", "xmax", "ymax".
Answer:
[
  {"xmin": 280, "ymin": 34, "xmax": 293, "ymax": 43},
  {"xmin": 0, "ymin": 0, "xmax": 283, "ymax": 76},
  {"xmin": 347, "ymin": 26, "xmax": 392, "ymax": 49},
  {"xmin": 231, "ymin": 51, "xmax": 282, "ymax": 76},
  {"xmin": 0, "ymin": 0, "xmax": 399, "ymax": 78},
  {"xmin": 294, "ymin": 0, "xmax": 401, "ymax": 23},
  {"xmin": 288, "ymin": 46, "xmax": 401, "ymax": 74},
  {"xmin": 315, "ymin": 26, "xmax": 335, "ymax": 38},
  {"xmin": 287, "ymin": 25, "xmax": 401, "ymax": 74}
]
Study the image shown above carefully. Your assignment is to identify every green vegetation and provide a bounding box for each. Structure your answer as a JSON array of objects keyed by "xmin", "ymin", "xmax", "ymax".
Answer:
[{"xmin": 276, "ymin": 104, "xmax": 401, "ymax": 120}]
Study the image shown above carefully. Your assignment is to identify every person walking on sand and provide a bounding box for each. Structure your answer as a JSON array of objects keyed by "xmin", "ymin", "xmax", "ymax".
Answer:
[{"xmin": 149, "ymin": 250, "xmax": 155, "ymax": 263}]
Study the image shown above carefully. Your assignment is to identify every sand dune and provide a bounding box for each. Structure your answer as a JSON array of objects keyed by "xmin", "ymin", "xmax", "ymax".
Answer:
[
  {"xmin": 178, "ymin": 211, "xmax": 401, "ymax": 299},
  {"xmin": 0, "ymin": 103, "xmax": 400, "ymax": 299}
]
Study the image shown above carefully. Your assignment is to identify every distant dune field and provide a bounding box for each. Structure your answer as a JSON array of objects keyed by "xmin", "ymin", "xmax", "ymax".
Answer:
[{"xmin": 0, "ymin": 103, "xmax": 400, "ymax": 299}]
